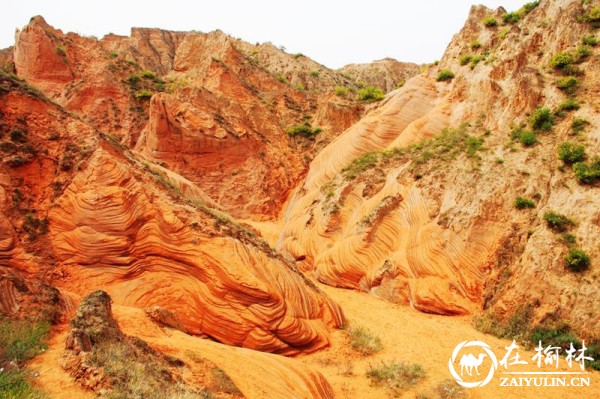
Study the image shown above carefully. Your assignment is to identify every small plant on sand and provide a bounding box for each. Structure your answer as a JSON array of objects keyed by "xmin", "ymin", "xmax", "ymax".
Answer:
[
  {"xmin": 556, "ymin": 99, "xmax": 580, "ymax": 114},
  {"xmin": 555, "ymin": 76, "xmax": 578, "ymax": 94},
  {"xmin": 582, "ymin": 35, "xmax": 598, "ymax": 46},
  {"xmin": 530, "ymin": 107, "xmax": 554, "ymax": 131},
  {"xmin": 367, "ymin": 361, "xmax": 426, "ymax": 394},
  {"xmin": 287, "ymin": 122, "xmax": 322, "ymax": 138},
  {"xmin": 543, "ymin": 211, "xmax": 576, "ymax": 232},
  {"xmin": 437, "ymin": 70, "xmax": 455, "ymax": 82},
  {"xmin": 571, "ymin": 117, "xmax": 589, "ymax": 133},
  {"xmin": 346, "ymin": 326, "xmax": 383, "ymax": 355},
  {"xmin": 573, "ymin": 158, "xmax": 600, "ymax": 185},
  {"xmin": 558, "ymin": 142, "xmax": 585, "ymax": 164},
  {"xmin": 515, "ymin": 196, "xmax": 536, "ymax": 209}
]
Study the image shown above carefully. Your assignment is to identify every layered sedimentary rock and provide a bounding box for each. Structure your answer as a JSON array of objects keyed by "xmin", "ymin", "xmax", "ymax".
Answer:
[
  {"xmin": 8, "ymin": 18, "xmax": 365, "ymax": 219},
  {"xmin": 280, "ymin": 0, "xmax": 600, "ymax": 334},
  {"xmin": 0, "ymin": 71, "xmax": 344, "ymax": 356},
  {"xmin": 49, "ymin": 144, "xmax": 343, "ymax": 354}
]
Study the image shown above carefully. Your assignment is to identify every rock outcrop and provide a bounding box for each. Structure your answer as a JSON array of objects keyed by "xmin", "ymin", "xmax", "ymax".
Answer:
[
  {"xmin": 339, "ymin": 57, "xmax": 421, "ymax": 92},
  {"xmin": 280, "ymin": 0, "xmax": 600, "ymax": 336},
  {"xmin": 0, "ymin": 71, "xmax": 344, "ymax": 356}
]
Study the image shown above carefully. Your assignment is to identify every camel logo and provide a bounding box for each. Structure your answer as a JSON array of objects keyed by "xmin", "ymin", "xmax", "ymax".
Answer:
[{"xmin": 449, "ymin": 341, "xmax": 498, "ymax": 388}]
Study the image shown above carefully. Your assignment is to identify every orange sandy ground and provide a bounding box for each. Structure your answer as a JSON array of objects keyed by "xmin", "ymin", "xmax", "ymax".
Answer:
[{"xmin": 27, "ymin": 283, "xmax": 600, "ymax": 399}]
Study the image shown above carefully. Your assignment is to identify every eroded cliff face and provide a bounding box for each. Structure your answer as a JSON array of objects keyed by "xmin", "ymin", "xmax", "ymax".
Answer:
[
  {"xmin": 9, "ymin": 18, "xmax": 366, "ymax": 220},
  {"xmin": 280, "ymin": 0, "xmax": 600, "ymax": 336},
  {"xmin": 2, "ymin": 1, "xmax": 600, "ymax": 396},
  {"xmin": 0, "ymin": 72, "xmax": 344, "ymax": 360}
]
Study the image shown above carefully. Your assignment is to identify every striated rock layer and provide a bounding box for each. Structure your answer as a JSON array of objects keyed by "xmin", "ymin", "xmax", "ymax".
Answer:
[
  {"xmin": 0, "ymin": 72, "xmax": 344, "ymax": 356},
  {"xmin": 280, "ymin": 0, "xmax": 600, "ymax": 337},
  {"xmin": 9, "ymin": 17, "xmax": 365, "ymax": 219}
]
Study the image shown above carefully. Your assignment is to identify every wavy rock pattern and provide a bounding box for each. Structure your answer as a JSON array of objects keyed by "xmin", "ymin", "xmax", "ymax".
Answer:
[
  {"xmin": 49, "ymin": 148, "xmax": 344, "ymax": 354},
  {"xmin": 301, "ymin": 75, "xmax": 443, "ymax": 191},
  {"xmin": 113, "ymin": 305, "xmax": 334, "ymax": 399},
  {"xmin": 280, "ymin": 0, "xmax": 600, "ymax": 323},
  {"xmin": 283, "ymin": 162, "xmax": 503, "ymax": 314}
]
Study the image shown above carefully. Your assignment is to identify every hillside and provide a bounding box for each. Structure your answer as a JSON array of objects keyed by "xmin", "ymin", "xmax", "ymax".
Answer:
[{"xmin": 1, "ymin": 0, "xmax": 600, "ymax": 398}]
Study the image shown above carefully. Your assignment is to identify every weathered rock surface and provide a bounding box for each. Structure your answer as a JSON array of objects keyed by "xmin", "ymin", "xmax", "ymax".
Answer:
[
  {"xmin": 280, "ymin": 0, "xmax": 600, "ymax": 337},
  {"xmin": 339, "ymin": 57, "xmax": 420, "ymax": 92},
  {"xmin": 0, "ymin": 71, "xmax": 345, "ymax": 356}
]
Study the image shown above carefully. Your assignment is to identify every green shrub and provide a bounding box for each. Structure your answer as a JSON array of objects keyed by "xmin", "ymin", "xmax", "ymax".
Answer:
[
  {"xmin": 550, "ymin": 52, "xmax": 575, "ymax": 70},
  {"xmin": 135, "ymin": 90, "xmax": 153, "ymax": 99},
  {"xmin": 529, "ymin": 325, "xmax": 600, "ymax": 370},
  {"xmin": 459, "ymin": 55, "xmax": 473, "ymax": 65},
  {"xmin": 511, "ymin": 129, "xmax": 538, "ymax": 146},
  {"xmin": 483, "ymin": 16, "xmax": 499, "ymax": 27},
  {"xmin": 470, "ymin": 55, "xmax": 485, "ymax": 69},
  {"xmin": 574, "ymin": 46, "xmax": 592, "ymax": 62},
  {"xmin": 585, "ymin": 7, "xmax": 600, "ymax": 25},
  {"xmin": 55, "ymin": 45, "xmax": 66, "ymax": 57},
  {"xmin": 565, "ymin": 248, "xmax": 590, "ymax": 272},
  {"xmin": 571, "ymin": 117, "xmax": 589, "ymax": 133},
  {"xmin": 127, "ymin": 74, "xmax": 140, "ymax": 85},
  {"xmin": 276, "ymin": 75, "xmax": 286, "ymax": 83},
  {"xmin": 515, "ymin": 196, "xmax": 536, "ymax": 209},
  {"xmin": 470, "ymin": 40, "xmax": 482, "ymax": 49},
  {"xmin": 555, "ymin": 76, "xmax": 578, "ymax": 94},
  {"xmin": 342, "ymin": 152, "xmax": 379, "ymax": 179},
  {"xmin": 334, "ymin": 86, "xmax": 348, "ymax": 97},
  {"xmin": 561, "ymin": 233, "xmax": 577, "ymax": 246},
  {"xmin": 521, "ymin": 0, "xmax": 541, "ymax": 14},
  {"xmin": 437, "ymin": 70, "xmax": 455, "ymax": 82},
  {"xmin": 503, "ymin": 12, "xmax": 521, "ymax": 24},
  {"xmin": 530, "ymin": 107, "xmax": 554, "ymax": 131},
  {"xmin": 292, "ymin": 53, "xmax": 304, "ymax": 59},
  {"xmin": 543, "ymin": 211, "xmax": 576, "ymax": 232},
  {"xmin": 358, "ymin": 86, "xmax": 384, "ymax": 101},
  {"xmin": 141, "ymin": 70, "xmax": 157, "ymax": 79},
  {"xmin": 287, "ymin": 122, "xmax": 322, "ymax": 138},
  {"xmin": 558, "ymin": 142, "xmax": 585, "ymax": 164},
  {"xmin": 582, "ymin": 35, "xmax": 598, "ymax": 46},
  {"xmin": 309, "ymin": 70, "xmax": 320, "ymax": 77},
  {"xmin": 573, "ymin": 158, "xmax": 600, "ymax": 184},
  {"xmin": 556, "ymin": 99, "xmax": 580, "ymax": 113},
  {"xmin": 367, "ymin": 361, "xmax": 426, "ymax": 392},
  {"xmin": 346, "ymin": 326, "xmax": 383, "ymax": 355}
]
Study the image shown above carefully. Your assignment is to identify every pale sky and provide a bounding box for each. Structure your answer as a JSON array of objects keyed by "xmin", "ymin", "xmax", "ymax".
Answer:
[{"xmin": 1, "ymin": 0, "xmax": 526, "ymax": 69}]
